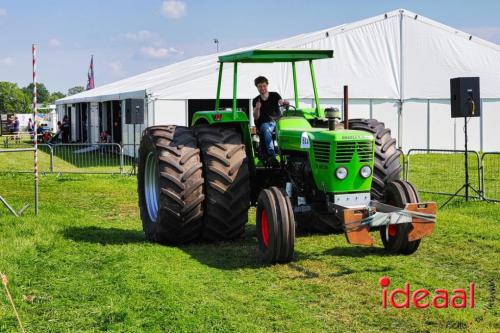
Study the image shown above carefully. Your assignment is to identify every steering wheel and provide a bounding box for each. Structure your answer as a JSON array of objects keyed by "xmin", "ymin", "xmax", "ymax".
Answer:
[{"xmin": 283, "ymin": 103, "xmax": 299, "ymax": 116}]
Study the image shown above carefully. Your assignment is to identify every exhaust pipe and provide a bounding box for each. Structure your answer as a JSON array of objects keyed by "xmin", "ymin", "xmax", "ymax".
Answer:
[{"xmin": 343, "ymin": 85, "xmax": 349, "ymax": 129}]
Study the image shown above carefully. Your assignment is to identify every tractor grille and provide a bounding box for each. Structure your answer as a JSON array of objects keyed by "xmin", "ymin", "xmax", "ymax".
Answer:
[
  {"xmin": 312, "ymin": 141, "xmax": 331, "ymax": 163},
  {"xmin": 335, "ymin": 141, "xmax": 373, "ymax": 163},
  {"xmin": 357, "ymin": 141, "xmax": 373, "ymax": 162}
]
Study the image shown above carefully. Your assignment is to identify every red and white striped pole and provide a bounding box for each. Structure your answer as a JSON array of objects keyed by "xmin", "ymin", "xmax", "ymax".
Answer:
[{"xmin": 32, "ymin": 44, "xmax": 39, "ymax": 215}]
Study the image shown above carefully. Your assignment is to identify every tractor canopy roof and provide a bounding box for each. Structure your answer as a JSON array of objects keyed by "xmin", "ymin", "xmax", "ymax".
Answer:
[{"xmin": 218, "ymin": 49, "xmax": 334, "ymax": 63}]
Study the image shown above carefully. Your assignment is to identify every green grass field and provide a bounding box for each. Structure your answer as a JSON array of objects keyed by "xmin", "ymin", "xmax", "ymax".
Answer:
[{"xmin": 0, "ymin": 173, "xmax": 498, "ymax": 332}]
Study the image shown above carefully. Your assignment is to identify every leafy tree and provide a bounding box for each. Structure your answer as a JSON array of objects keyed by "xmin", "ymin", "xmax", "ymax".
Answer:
[
  {"xmin": 0, "ymin": 82, "xmax": 31, "ymax": 114},
  {"xmin": 67, "ymin": 86, "xmax": 85, "ymax": 96},
  {"xmin": 48, "ymin": 91, "xmax": 66, "ymax": 104},
  {"xmin": 22, "ymin": 83, "xmax": 50, "ymax": 104}
]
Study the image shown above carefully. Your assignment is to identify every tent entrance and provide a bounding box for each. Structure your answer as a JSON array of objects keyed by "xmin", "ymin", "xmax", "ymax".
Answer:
[
  {"xmin": 187, "ymin": 99, "xmax": 250, "ymax": 126},
  {"xmin": 111, "ymin": 101, "xmax": 122, "ymax": 144},
  {"xmin": 75, "ymin": 103, "xmax": 90, "ymax": 143}
]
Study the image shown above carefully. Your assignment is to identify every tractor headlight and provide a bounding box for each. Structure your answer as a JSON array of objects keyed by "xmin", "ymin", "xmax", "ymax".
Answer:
[
  {"xmin": 360, "ymin": 165, "xmax": 372, "ymax": 178},
  {"xmin": 335, "ymin": 167, "xmax": 348, "ymax": 180}
]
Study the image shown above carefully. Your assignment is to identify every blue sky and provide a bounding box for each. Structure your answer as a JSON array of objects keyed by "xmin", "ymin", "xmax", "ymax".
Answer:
[{"xmin": 0, "ymin": 0, "xmax": 499, "ymax": 93}]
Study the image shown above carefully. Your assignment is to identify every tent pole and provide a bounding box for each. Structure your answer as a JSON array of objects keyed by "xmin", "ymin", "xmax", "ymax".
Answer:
[
  {"xmin": 427, "ymin": 99, "xmax": 430, "ymax": 150},
  {"xmin": 480, "ymin": 99, "xmax": 483, "ymax": 152},
  {"xmin": 398, "ymin": 9, "xmax": 404, "ymax": 149}
]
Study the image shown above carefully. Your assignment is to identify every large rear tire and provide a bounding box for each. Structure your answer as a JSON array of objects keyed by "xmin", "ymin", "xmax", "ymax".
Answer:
[
  {"xmin": 380, "ymin": 180, "xmax": 421, "ymax": 254},
  {"xmin": 346, "ymin": 119, "xmax": 401, "ymax": 201},
  {"xmin": 195, "ymin": 125, "xmax": 251, "ymax": 241},
  {"xmin": 256, "ymin": 187, "xmax": 295, "ymax": 264},
  {"xmin": 138, "ymin": 125, "xmax": 204, "ymax": 244}
]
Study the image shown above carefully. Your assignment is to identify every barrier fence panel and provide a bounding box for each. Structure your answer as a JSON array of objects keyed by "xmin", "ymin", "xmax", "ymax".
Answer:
[
  {"xmin": 406, "ymin": 149, "xmax": 482, "ymax": 198},
  {"xmin": 481, "ymin": 152, "xmax": 500, "ymax": 202},
  {"xmin": 1, "ymin": 133, "xmax": 32, "ymax": 149},
  {"xmin": 397, "ymin": 148, "xmax": 407, "ymax": 180},
  {"xmin": 0, "ymin": 148, "xmax": 38, "ymax": 215},
  {"xmin": 50, "ymin": 143, "xmax": 123, "ymax": 174},
  {"xmin": 121, "ymin": 144, "xmax": 138, "ymax": 175},
  {"xmin": 0, "ymin": 146, "xmax": 52, "ymax": 173},
  {"xmin": 1, "ymin": 142, "xmax": 499, "ymax": 200}
]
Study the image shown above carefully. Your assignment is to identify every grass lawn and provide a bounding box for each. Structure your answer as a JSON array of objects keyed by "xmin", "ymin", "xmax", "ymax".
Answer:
[{"xmin": 0, "ymin": 173, "xmax": 499, "ymax": 332}]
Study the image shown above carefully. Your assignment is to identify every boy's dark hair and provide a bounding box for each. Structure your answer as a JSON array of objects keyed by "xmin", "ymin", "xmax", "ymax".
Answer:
[{"xmin": 254, "ymin": 76, "xmax": 269, "ymax": 86}]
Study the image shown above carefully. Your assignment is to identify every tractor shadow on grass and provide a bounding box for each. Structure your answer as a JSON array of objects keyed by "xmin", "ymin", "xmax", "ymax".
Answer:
[
  {"xmin": 178, "ymin": 224, "xmax": 268, "ymax": 270},
  {"xmin": 63, "ymin": 226, "xmax": 146, "ymax": 245}
]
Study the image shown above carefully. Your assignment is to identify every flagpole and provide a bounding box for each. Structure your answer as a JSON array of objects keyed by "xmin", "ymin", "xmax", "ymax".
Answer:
[{"xmin": 32, "ymin": 44, "xmax": 39, "ymax": 215}]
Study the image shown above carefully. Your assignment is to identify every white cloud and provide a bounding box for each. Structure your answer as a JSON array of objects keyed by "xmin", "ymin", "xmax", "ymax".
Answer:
[
  {"xmin": 140, "ymin": 46, "xmax": 181, "ymax": 59},
  {"xmin": 126, "ymin": 30, "xmax": 154, "ymax": 41},
  {"xmin": 0, "ymin": 57, "xmax": 14, "ymax": 66},
  {"xmin": 161, "ymin": 0, "xmax": 186, "ymax": 19},
  {"xmin": 0, "ymin": 8, "xmax": 7, "ymax": 16},
  {"xmin": 49, "ymin": 38, "xmax": 62, "ymax": 47},
  {"xmin": 108, "ymin": 61, "xmax": 127, "ymax": 77}
]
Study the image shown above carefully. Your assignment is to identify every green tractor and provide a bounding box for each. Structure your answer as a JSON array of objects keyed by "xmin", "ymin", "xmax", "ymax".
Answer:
[{"xmin": 138, "ymin": 49, "xmax": 436, "ymax": 263}]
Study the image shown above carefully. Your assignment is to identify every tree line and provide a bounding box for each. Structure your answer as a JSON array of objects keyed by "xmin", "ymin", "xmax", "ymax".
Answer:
[{"xmin": 0, "ymin": 82, "xmax": 85, "ymax": 114}]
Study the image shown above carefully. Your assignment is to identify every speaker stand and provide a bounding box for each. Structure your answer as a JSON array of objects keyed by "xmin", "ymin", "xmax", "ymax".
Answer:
[
  {"xmin": 441, "ymin": 108, "xmax": 489, "ymax": 208},
  {"xmin": 132, "ymin": 123, "xmax": 137, "ymax": 175}
]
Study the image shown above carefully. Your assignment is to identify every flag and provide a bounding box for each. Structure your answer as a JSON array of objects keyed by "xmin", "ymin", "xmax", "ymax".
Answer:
[{"xmin": 86, "ymin": 55, "xmax": 95, "ymax": 90}]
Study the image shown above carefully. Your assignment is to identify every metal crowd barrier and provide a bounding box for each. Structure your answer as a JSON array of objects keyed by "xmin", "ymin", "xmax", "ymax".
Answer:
[
  {"xmin": 0, "ymin": 144, "xmax": 499, "ymax": 203},
  {"xmin": 0, "ymin": 143, "xmax": 123, "ymax": 174},
  {"xmin": 406, "ymin": 149, "xmax": 482, "ymax": 199},
  {"xmin": 0, "ymin": 145, "xmax": 52, "ymax": 173},
  {"xmin": 121, "ymin": 144, "xmax": 138, "ymax": 175},
  {"xmin": 481, "ymin": 152, "xmax": 500, "ymax": 202},
  {"xmin": 0, "ymin": 147, "xmax": 38, "ymax": 215},
  {"xmin": 1, "ymin": 133, "xmax": 34, "ymax": 148},
  {"xmin": 397, "ymin": 148, "xmax": 407, "ymax": 180},
  {"xmin": 49, "ymin": 143, "xmax": 123, "ymax": 174}
]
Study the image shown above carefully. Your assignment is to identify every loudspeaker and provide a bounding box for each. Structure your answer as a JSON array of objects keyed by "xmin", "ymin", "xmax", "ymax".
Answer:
[
  {"xmin": 125, "ymin": 99, "xmax": 144, "ymax": 124},
  {"xmin": 450, "ymin": 77, "xmax": 480, "ymax": 118}
]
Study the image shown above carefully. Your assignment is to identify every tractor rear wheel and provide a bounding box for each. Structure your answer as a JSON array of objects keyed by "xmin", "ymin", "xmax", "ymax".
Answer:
[
  {"xmin": 256, "ymin": 187, "xmax": 295, "ymax": 263},
  {"xmin": 346, "ymin": 119, "xmax": 401, "ymax": 201},
  {"xmin": 194, "ymin": 125, "xmax": 251, "ymax": 241},
  {"xmin": 380, "ymin": 180, "xmax": 421, "ymax": 254},
  {"xmin": 138, "ymin": 125, "xmax": 205, "ymax": 244}
]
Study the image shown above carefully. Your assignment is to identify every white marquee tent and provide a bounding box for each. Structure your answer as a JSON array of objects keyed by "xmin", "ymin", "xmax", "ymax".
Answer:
[{"xmin": 56, "ymin": 8, "xmax": 500, "ymax": 152}]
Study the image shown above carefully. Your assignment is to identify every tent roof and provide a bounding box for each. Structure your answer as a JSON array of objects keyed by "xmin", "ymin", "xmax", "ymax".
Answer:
[{"xmin": 57, "ymin": 8, "xmax": 500, "ymax": 104}]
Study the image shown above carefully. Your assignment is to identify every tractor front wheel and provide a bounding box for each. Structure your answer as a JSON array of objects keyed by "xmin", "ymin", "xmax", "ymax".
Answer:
[
  {"xmin": 380, "ymin": 180, "xmax": 421, "ymax": 254},
  {"xmin": 256, "ymin": 187, "xmax": 295, "ymax": 263}
]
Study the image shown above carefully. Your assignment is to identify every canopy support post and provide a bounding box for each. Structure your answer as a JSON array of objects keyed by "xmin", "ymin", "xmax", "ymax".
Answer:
[
  {"xmin": 309, "ymin": 60, "xmax": 322, "ymax": 118},
  {"xmin": 292, "ymin": 61, "xmax": 299, "ymax": 108},
  {"xmin": 232, "ymin": 62, "xmax": 238, "ymax": 117},
  {"xmin": 215, "ymin": 62, "xmax": 223, "ymax": 111}
]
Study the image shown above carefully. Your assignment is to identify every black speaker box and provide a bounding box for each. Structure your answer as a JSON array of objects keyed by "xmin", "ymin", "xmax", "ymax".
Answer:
[
  {"xmin": 125, "ymin": 99, "xmax": 144, "ymax": 124},
  {"xmin": 450, "ymin": 77, "xmax": 480, "ymax": 118}
]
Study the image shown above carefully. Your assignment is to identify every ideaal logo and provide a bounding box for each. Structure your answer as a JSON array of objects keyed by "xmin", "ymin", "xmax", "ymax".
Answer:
[{"xmin": 379, "ymin": 276, "xmax": 475, "ymax": 309}]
